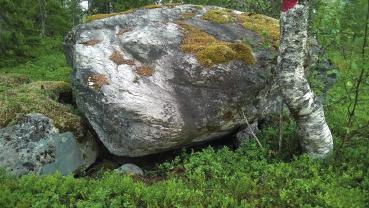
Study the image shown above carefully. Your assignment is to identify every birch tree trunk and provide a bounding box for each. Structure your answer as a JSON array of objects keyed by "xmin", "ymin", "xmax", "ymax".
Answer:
[{"xmin": 278, "ymin": 0, "xmax": 333, "ymax": 158}]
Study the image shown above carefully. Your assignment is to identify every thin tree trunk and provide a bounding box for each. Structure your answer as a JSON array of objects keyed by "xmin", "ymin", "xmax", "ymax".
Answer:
[
  {"xmin": 109, "ymin": 1, "xmax": 113, "ymax": 13},
  {"xmin": 278, "ymin": 0, "xmax": 333, "ymax": 158},
  {"xmin": 343, "ymin": 0, "xmax": 369, "ymax": 144},
  {"xmin": 38, "ymin": 0, "xmax": 46, "ymax": 38}
]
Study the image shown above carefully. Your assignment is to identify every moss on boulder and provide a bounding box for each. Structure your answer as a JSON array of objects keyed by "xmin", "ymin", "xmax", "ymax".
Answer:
[
  {"xmin": 86, "ymin": 3, "xmax": 181, "ymax": 22},
  {"xmin": 86, "ymin": 9, "xmax": 135, "ymax": 22},
  {"xmin": 239, "ymin": 13, "xmax": 280, "ymax": 48},
  {"xmin": 202, "ymin": 8, "xmax": 236, "ymax": 24},
  {"xmin": 179, "ymin": 23, "xmax": 255, "ymax": 67},
  {"xmin": 202, "ymin": 8, "xmax": 280, "ymax": 49}
]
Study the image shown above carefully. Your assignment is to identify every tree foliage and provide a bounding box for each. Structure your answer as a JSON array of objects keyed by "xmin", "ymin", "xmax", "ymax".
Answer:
[{"xmin": 0, "ymin": 0, "xmax": 81, "ymax": 66}]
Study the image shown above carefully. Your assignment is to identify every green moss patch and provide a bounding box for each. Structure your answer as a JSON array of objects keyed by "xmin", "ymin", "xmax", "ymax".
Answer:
[
  {"xmin": 0, "ymin": 78, "xmax": 85, "ymax": 138},
  {"xmin": 143, "ymin": 4, "xmax": 162, "ymax": 9},
  {"xmin": 86, "ymin": 9, "xmax": 135, "ymax": 22},
  {"xmin": 202, "ymin": 8, "xmax": 236, "ymax": 24},
  {"xmin": 86, "ymin": 3, "xmax": 182, "ymax": 22},
  {"xmin": 179, "ymin": 23, "xmax": 255, "ymax": 67},
  {"xmin": 239, "ymin": 13, "xmax": 280, "ymax": 48},
  {"xmin": 201, "ymin": 9, "xmax": 280, "ymax": 49}
]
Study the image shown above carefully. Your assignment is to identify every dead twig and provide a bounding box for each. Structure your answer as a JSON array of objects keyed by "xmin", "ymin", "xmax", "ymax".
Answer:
[
  {"xmin": 278, "ymin": 102, "xmax": 284, "ymax": 153},
  {"xmin": 241, "ymin": 109, "xmax": 263, "ymax": 148}
]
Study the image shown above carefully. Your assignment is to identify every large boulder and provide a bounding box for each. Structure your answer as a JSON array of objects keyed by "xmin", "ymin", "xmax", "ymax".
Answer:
[
  {"xmin": 0, "ymin": 114, "xmax": 97, "ymax": 176},
  {"xmin": 64, "ymin": 4, "xmax": 281, "ymax": 157}
]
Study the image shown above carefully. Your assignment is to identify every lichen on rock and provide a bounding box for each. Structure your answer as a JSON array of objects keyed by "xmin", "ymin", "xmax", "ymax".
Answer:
[
  {"xmin": 179, "ymin": 22, "xmax": 255, "ymax": 67},
  {"xmin": 0, "ymin": 113, "xmax": 97, "ymax": 176}
]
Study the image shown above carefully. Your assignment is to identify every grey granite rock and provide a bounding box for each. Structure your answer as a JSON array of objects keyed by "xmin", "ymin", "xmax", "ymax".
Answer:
[
  {"xmin": 115, "ymin": 163, "xmax": 144, "ymax": 176},
  {"xmin": 0, "ymin": 113, "xmax": 97, "ymax": 176}
]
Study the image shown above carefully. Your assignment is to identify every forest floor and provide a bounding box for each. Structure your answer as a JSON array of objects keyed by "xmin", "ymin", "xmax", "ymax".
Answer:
[{"xmin": 0, "ymin": 38, "xmax": 368, "ymax": 207}]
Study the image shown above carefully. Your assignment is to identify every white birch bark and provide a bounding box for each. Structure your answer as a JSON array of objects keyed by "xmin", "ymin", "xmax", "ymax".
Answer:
[{"xmin": 278, "ymin": 1, "xmax": 333, "ymax": 158}]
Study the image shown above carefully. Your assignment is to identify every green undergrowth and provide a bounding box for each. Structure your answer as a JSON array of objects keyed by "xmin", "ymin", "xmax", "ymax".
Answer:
[
  {"xmin": 0, "ymin": 52, "xmax": 71, "ymax": 83},
  {"xmin": 0, "ymin": 133, "xmax": 368, "ymax": 207},
  {"xmin": 323, "ymin": 52, "xmax": 369, "ymax": 138},
  {"xmin": 0, "ymin": 78, "xmax": 85, "ymax": 138}
]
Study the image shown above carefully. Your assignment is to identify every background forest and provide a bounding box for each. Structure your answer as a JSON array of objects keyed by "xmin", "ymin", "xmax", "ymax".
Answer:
[{"xmin": 0, "ymin": 0, "xmax": 368, "ymax": 207}]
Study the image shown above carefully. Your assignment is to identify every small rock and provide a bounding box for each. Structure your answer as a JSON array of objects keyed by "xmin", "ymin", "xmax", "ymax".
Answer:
[
  {"xmin": 0, "ymin": 113, "xmax": 97, "ymax": 176},
  {"xmin": 115, "ymin": 163, "xmax": 144, "ymax": 176}
]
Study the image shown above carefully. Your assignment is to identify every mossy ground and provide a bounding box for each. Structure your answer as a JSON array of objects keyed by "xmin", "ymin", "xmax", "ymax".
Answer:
[
  {"xmin": 0, "ymin": 50, "xmax": 85, "ymax": 138},
  {"xmin": 179, "ymin": 23, "xmax": 255, "ymax": 67},
  {"xmin": 0, "ymin": 78, "xmax": 85, "ymax": 138}
]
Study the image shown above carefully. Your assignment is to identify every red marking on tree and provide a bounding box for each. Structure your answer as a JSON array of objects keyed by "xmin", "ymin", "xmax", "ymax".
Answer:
[{"xmin": 282, "ymin": 0, "xmax": 298, "ymax": 12}]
